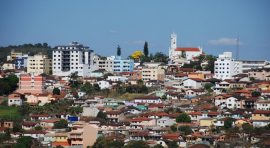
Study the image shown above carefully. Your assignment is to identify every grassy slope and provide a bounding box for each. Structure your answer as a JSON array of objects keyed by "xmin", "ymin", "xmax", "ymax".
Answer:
[
  {"xmin": 0, "ymin": 107, "xmax": 22, "ymax": 119},
  {"xmin": 0, "ymin": 47, "xmax": 52, "ymax": 63}
]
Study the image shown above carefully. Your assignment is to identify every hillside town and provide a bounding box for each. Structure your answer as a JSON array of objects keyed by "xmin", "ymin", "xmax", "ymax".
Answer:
[{"xmin": 1, "ymin": 32, "xmax": 270, "ymax": 148}]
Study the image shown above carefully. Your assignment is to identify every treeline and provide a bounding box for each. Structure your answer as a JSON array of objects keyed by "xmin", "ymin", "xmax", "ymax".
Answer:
[{"xmin": 0, "ymin": 43, "xmax": 53, "ymax": 63}]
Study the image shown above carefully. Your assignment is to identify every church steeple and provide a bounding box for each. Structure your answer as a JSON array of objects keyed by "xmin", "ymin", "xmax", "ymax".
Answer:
[{"xmin": 171, "ymin": 32, "xmax": 177, "ymax": 49}]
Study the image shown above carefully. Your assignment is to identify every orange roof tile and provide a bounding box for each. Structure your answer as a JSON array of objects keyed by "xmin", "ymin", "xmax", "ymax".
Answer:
[
  {"xmin": 52, "ymin": 142, "xmax": 70, "ymax": 146},
  {"xmin": 175, "ymin": 47, "xmax": 200, "ymax": 52}
]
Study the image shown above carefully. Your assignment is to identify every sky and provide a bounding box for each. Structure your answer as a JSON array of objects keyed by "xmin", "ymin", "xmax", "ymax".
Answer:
[{"xmin": 0, "ymin": 0, "xmax": 270, "ymax": 61}]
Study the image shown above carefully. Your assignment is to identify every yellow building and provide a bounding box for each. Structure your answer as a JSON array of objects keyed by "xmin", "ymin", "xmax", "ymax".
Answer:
[
  {"xmin": 200, "ymin": 118, "xmax": 217, "ymax": 127},
  {"xmin": 142, "ymin": 68, "xmax": 165, "ymax": 82},
  {"xmin": 188, "ymin": 73, "xmax": 205, "ymax": 80},
  {"xmin": 235, "ymin": 119, "xmax": 252, "ymax": 127},
  {"xmin": 260, "ymin": 81, "xmax": 270, "ymax": 90},
  {"xmin": 27, "ymin": 53, "xmax": 52, "ymax": 75},
  {"xmin": 252, "ymin": 110, "xmax": 270, "ymax": 120},
  {"xmin": 54, "ymin": 133, "xmax": 68, "ymax": 142}
]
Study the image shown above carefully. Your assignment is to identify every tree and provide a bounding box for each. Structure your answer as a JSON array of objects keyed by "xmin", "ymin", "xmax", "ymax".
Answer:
[
  {"xmin": 17, "ymin": 136, "xmax": 33, "ymax": 148},
  {"xmin": 13, "ymin": 143, "xmax": 27, "ymax": 148},
  {"xmin": 69, "ymin": 72, "xmax": 79, "ymax": 84},
  {"xmin": 211, "ymin": 107, "xmax": 218, "ymax": 112},
  {"xmin": 35, "ymin": 126, "xmax": 42, "ymax": 130},
  {"xmin": 139, "ymin": 85, "xmax": 148, "ymax": 94},
  {"xmin": 224, "ymin": 117, "xmax": 234, "ymax": 129},
  {"xmin": 153, "ymin": 52, "xmax": 168, "ymax": 63},
  {"xmin": 123, "ymin": 140, "xmax": 150, "ymax": 148},
  {"xmin": 43, "ymin": 43, "xmax": 48, "ymax": 47},
  {"xmin": 104, "ymin": 73, "xmax": 114, "ymax": 79},
  {"xmin": 55, "ymin": 146, "xmax": 64, "ymax": 148},
  {"xmin": 92, "ymin": 137, "xmax": 124, "ymax": 148},
  {"xmin": 143, "ymin": 41, "xmax": 149, "ymax": 57},
  {"xmin": 162, "ymin": 95, "xmax": 167, "ymax": 100},
  {"xmin": 101, "ymin": 88, "xmax": 110, "ymax": 97},
  {"xmin": 153, "ymin": 144, "xmax": 164, "ymax": 148},
  {"xmin": 53, "ymin": 119, "xmax": 68, "ymax": 129},
  {"xmin": 136, "ymin": 79, "xmax": 144, "ymax": 86},
  {"xmin": 242, "ymin": 123, "xmax": 254, "ymax": 144},
  {"xmin": 170, "ymin": 125, "xmax": 177, "ymax": 132},
  {"xmin": 0, "ymin": 82, "xmax": 10, "ymax": 95},
  {"xmin": 176, "ymin": 113, "xmax": 191, "ymax": 123},
  {"xmin": 53, "ymin": 88, "xmax": 61, "ymax": 95},
  {"xmin": 19, "ymin": 103, "xmax": 30, "ymax": 117},
  {"xmin": 168, "ymin": 141, "xmax": 179, "ymax": 148},
  {"xmin": 80, "ymin": 82, "xmax": 95, "ymax": 95},
  {"xmin": 13, "ymin": 122, "xmax": 22, "ymax": 133},
  {"xmin": 178, "ymin": 126, "xmax": 193, "ymax": 135},
  {"xmin": 131, "ymin": 51, "xmax": 144, "ymax": 61},
  {"xmin": 249, "ymin": 77, "xmax": 255, "ymax": 81},
  {"xmin": 204, "ymin": 55, "xmax": 217, "ymax": 73},
  {"xmin": 181, "ymin": 50, "xmax": 186, "ymax": 59},
  {"xmin": 97, "ymin": 111, "xmax": 107, "ymax": 120},
  {"xmin": 251, "ymin": 91, "xmax": 261, "ymax": 97},
  {"xmin": 117, "ymin": 45, "xmax": 121, "ymax": 56},
  {"xmin": 204, "ymin": 83, "xmax": 213, "ymax": 90}
]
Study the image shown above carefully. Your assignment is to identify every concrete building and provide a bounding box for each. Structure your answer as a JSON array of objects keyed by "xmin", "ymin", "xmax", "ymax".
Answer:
[
  {"xmin": 113, "ymin": 56, "xmax": 134, "ymax": 72},
  {"xmin": 15, "ymin": 54, "xmax": 28, "ymax": 69},
  {"xmin": 7, "ymin": 49, "xmax": 28, "ymax": 61},
  {"xmin": 168, "ymin": 32, "xmax": 205, "ymax": 60},
  {"xmin": 2, "ymin": 61, "xmax": 15, "ymax": 69},
  {"xmin": 27, "ymin": 53, "xmax": 52, "ymax": 75},
  {"xmin": 52, "ymin": 41, "xmax": 97, "ymax": 77},
  {"xmin": 142, "ymin": 68, "xmax": 165, "ymax": 81},
  {"xmin": 214, "ymin": 52, "xmax": 242, "ymax": 80},
  {"xmin": 8, "ymin": 93, "xmax": 22, "ymax": 106},
  {"xmin": 236, "ymin": 59, "xmax": 268, "ymax": 71},
  {"xmin": 93, "ymin": 55, "xmax": 115, "ymax": 72},
  {"xmin": 16, "ymin": 73, "xmax": 46, "ymax": 94}
]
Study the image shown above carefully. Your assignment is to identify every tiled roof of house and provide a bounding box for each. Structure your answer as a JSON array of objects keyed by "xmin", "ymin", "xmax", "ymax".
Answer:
[
  {"xmin": 188, "ymin": 78, "xmax": 204, "ymax": 82},
  {"xmin": 106, "ymin": 110, "xmax": 123, "ymax": 115},
  {"xmin": 175, "ymin": 47, "xmax": 200, "ymax": 52},
  {"xmin": 130, "ymin": 117, "xmax": 153, "ymax": 122},
  {"xmin": 190, "ymin": 89, "xmax": 204, "ymax": 92},
  {"xmin": 169, "ymin": 113, "xmax": 182, "ymax": 118},
  {"xmin": 31, "ymin": 114, "xmax": 50, "ymax": 117},
  {"xmin": 235, "ymin": 90, "xmax": 251, "ymax": 93},
  {"xmin": 188, "ymin": 112, "xmax": 203, "ymax": 115},
  {"xmin": 23, "ymin": 130, "xmax": 47, "ymax": 134},
  {"xmin": 153, "ymin": 112, "xmax": 169, "ymax": 116},
  {"xmin": 22, "ymin": 122, "xmax": 38, "ymax": 126},
  {"xmin": 253, "ymin": 110, "xmax": 270, "ymax": 114},
  {"xmin": 40, "ymin": 120, "xmax": 58, "ymax": 123}
]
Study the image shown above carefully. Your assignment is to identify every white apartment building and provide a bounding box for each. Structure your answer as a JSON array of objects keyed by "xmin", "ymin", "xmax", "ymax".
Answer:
[
  {"xmin": 236, "ymin": 59, "xmax": 268, "ymax": 71},
  {"xmin": 142, "ymin": 68, "xmax": 165, "ymax": 82},
  {"xmin": 52, "ymin": 41, "xmax": 97, "ymax": 77},
  {"xmin": 214, "ymin": 52, "xmax": 242, "ymax": 80},
  {"xmin": 27, "ymin": 54, "xmax": 52, "ymax": 75}
]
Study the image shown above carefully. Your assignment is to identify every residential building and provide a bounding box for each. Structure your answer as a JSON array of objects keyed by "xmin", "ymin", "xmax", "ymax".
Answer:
[
  {"xmin": 22, "ymin": 130, "xmax": 47, "ymax": 139},
  {"xmin": 252, "ymin": 110, "xmax": 270, "ymax": 127},
  {"xmin": 93, "ymin": 55, "xmax": 115, "ymax": 72},
  {"xmin": 183, "ymin": 78, "xmax": 204, "ymax": 89},
  {"xmin": 22, "ymin": 122, "xmax": 38, "ymax": 130},
  {"xmin": 188, "ymin": 73, "xmax": 205, "ymax": 80},
  {"xmin": 2, "ymin": 61, "xmax": 15, "ymax": 69},
  {"xmin": 97, "ymin": 80, "xmax": 112, "ymax": 89},
  {"xmin": 15, "ymin": 54, "xmax": 28, "ymax": 69},
  {"xmin": 185, "ymin": 89, "xmax": 205, "ymax": 98},
  {"xmin": 52, "ymin": 41, "xmax": 97, "ymax": 77},
  {"xmin": 200, "ymin": 118, "xmax": 217, "ymax": 127},
  {"xmin": 106, "ymin": 110, "xmax": 125, "ymax": 122},
  {"xmin": 248, "ymin": 69, "xmax": 270, "ymax": 80},
  {"xmin": 236, "ymin": 59, "xmax": 268, "ymax": 71},
  {"xmin": 68, "ymin": 121, "xmax": 98, "ymax": 148},
  {"xmin": 8, "ymin": 93, "xmax": 23, "ymax": 106},
  {"xmin": 16, "ymin": 73, "xmax": 46, "ymax": 94},
  {"xmin": 107, "ymin": 76, "xmax": 126, "ymax": 82},
  {"xmin": 188, "ymin": 112, "xmax": 203, "ymax": 121},
  {"xmin": 30, "ymin": 114, "xmax": 51, "ymax": 121},
  {"xmin": 168, "ymin": 32, "xmax": 205, "ymax": 60},
  {"xmin": 142, "ymin": 68, "xmax": 165, "ymax": 81},
  {"xmin": 134, "ymin": 96, "xmax": 162, "ymax": 103},
  {"xmin": 157, "ymin": 117, "xmax": 174, "ymax": 128},
  {"xmin": 54, "ymin": 133, "xmax": 68, "ymax": 142},
  {"xmin": 7, "ymin": 49, "xmax": 27, "ymax": 61},
  {"xmin": 113, "ymin": 56, "xmax": 134, "ymax": 72},
  {"xmin": 214, "ymin": 52, "xmax": 242, "ymax": 80},
  {"xmin": 27, "ymin": 53, "xmax": 52, "ymax": 75}
]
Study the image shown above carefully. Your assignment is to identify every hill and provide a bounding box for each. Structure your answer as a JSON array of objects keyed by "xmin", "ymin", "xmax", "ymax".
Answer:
[{"xmin": 0, "ymin": 44, "xmax": 53, "ymax": 63}]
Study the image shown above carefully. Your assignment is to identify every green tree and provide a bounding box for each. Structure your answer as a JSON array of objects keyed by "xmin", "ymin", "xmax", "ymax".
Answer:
[
  {"xmin": 211, "ymin": 107, "xmax": 218, "ymax": 112},
  {"xmin": 251, "ymin": 91, "xmax": 261, "ymax": 97},
  {"xmin": 19, "ymin": 103, "xmax": 30, "ymax": 116},
  {"xmin": 168, "ymin": 141, "xmax": 179, "ymax": 148},
  {"xmin": 123, "ymin": 140, "xmax": 150, "ymax": 148},
  {"xmin": 170, "ymin": 125, "xmax": 177, "ymax": 132},
  {"xmin": 13, "ymin": 143, "xmax": 27, "ymax": 148},
  {"xmin": 104, "ymin": 73, "xmax": 114, "ymax": 79},
  {"xmin": 53, "ymin": 88, "xmax": 61, "ymax": 95},
  {"xmin": 92, "ymin": 137, "xmax": 124, "ymax": 148},
  {"xmin": 80, "ymin": 82, "xmax": 95, "ymax": 95},
  {"xmin": 53, "ymin": 119, "xmax": 68, "ymax": 129},
  {"xmin": 176, "ymin": 113, "xmax": 191, "ymax": 123},
  {"xmin": 143, "ymin": 41, "xmax": 149, "ymax": 57},
  {"xmin": 117, "ymin": 45, "xmax": 121, "ymax": 56},
  {"xmin": 204, "ymin": 83, "xmax": 213, "ymax": 90},
  {"xmin": 0, "ymin": 82, "xmax": 11, "ymax": 95},
  {"xmin": 56, "ymin": 146, "xmax": 64, "ymax": 148},
  {"xmin": 153, "ymin": 144, "xmax": 164, "ymax": 148},
  {"xmin": 224, "ymin": 117, "xmax": 234, "ymax": 129},
  {"xmin": 13, "ymin": 122, "xmax": 22, "ymax": 133},
  {"xmin": 178, "ymin": 126, "xmax": 193, "ymax": 135},
  {"xmin": 204, "ymin": 55, "xmax": 217, "ymax": 73},
  {"xmin": 139, "ymin": 85, "xmax": 148, "ymax": 94},
  {"xmin": 35, "ymin": 126, "xmax": 42, "ymax": 130},
  {"xmin": 181, "ymin": 50, "xmax": 186, "ymax": 59},
  {"xmin": 17, "ymin": 136, "xmax": 33, "ymax": 148},
  {"xmin": 101, "ymin": 88, "xmax": 110, "ymax": 97},
  {"xmin": 161, "ymin": 95, "xmax": 167, "ymax": 100},
  {"xmin": 136, "ymin": 79, "xmax": 144, "ymax": 86},
  {"xmin": 153, "ymin": 52, "xmax": 168, "ymax": 63},
  {"xmin": 69, "ymin": 72, "xmax": 79, "ymax": 84},
  {"xmin": 242, "ymin": 123, "xmax": 254, "ymax": 144},
  {"xmin": 97, "ymin": 111, "xmax": 107, "ymax": 120}
]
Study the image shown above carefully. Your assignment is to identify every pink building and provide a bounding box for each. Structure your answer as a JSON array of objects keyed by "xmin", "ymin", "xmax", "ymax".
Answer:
[{"xmin": 17, "ymin": 74, "xmax": 46, "ymax": 94}]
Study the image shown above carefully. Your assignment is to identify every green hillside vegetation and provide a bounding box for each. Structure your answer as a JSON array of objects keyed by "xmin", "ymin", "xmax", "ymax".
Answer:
[
  {"xmin": 0, "ymin": 43, "xmax": 53, "ymax": 63},
  {"xmin": 0, "ymin": 107, "xmax": 22, "ymax": 119}
]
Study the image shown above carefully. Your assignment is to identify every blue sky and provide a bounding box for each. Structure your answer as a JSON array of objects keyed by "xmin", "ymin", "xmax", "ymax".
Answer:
[{"xmin": 0, "ymin": 0, "xmax": 270, "ymax": 61}]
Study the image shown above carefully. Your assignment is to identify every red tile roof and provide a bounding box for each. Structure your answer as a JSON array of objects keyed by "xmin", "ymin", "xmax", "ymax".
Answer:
[
  {"xmin": 175, "ymin": 47, "xmax": 200, "ymax": 52},
  {"xmin": 163, "ymin": 86, "xmax": 178, "ymax": 90},
  {"xmin": 235, "ymin": 90, "xmax": 251, "ymax": 93},
  {"xmin": 188, "ymin": 112, "xmax": 202, "ymax": 115},
  {"xmin": 153, "ymin": 112, "xmax": 169, "ymax": 116},
  {"xmin": 261, "ymin": 90, "xmax": 270, "ymax": 93},
  {"xmin": 169, "ymin": 113, "xmax": 182, "ymax": 118},
  {"xmin": 22, "ymin": 122, "xmax": 38, "ymax": 126},
  {"xmin": 190, "ymin": 89, "xmax": 204, "ymax": 92},
  {"xmin": 189, "ymin": 78, "xmax": 204, "ymax": 82},
  {"xmin": 40, "ymin": 120, "xmax": 58, "ymax": 123},
  {"xmin": 31, "ymin": 114, "xmax": 50, "ymax": 117},
  {"xmin": 131, "ymin": 117, "xmax": 153, "ymax": 122},
  {"xmin": 253, "ymin": 110, "xmax": 270, "ymax": 114},
  {"xmin": 23, "ymin": 130, "xmax": 47, "ymax": 134},
  {"xmin": 175, "ymin": 73, "xmax": 188, "ymax": 77},
  {"xmin": 52, "ymin": 142, "xmax": 70, "ymax": 146}
]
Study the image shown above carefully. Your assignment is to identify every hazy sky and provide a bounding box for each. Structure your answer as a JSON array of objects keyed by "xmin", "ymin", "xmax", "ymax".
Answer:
[{"xmin": 1, "ymin": 0, "xmax": 270, "ymax": 61}]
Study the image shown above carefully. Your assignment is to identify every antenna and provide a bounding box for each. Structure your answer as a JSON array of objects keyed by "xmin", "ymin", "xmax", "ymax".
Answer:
[{"xmin": 236, "ymin": 37, "xmax": 239, "ymax": 59}]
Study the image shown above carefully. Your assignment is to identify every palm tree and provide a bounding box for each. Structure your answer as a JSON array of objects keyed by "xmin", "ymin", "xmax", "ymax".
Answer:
[{"xmin": 69, "ymin": 72, "xmax": 79, "ymax": 84}]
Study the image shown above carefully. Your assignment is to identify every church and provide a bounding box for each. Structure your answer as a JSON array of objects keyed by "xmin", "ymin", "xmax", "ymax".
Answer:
[{"xmin": 169, "ymin": 32, "xmax": 205, "ymax": 60}]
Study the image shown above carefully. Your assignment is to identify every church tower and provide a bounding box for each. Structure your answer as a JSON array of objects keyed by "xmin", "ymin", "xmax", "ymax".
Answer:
[{"xmin": 169, "ymin": 32, "xmax": 177, "ymax": 58}]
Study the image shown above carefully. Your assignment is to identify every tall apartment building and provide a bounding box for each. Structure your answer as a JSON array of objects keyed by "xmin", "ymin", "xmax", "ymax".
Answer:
[
  {"xmin": 7, "ymin": 49, "xmax": 28, "ymax": 61},
  {"xmin": 93, "ymin": 55, "xmax": 115, "ymax": 72},
  {"xmin": 15, "ymin": 55, "xmax": 29, "ymax": 69},
  {"xmin": 214, "ymin": 52, "xmax": 242, "ymax": 80},
  {"xmin": 52, "ymin": 41, "xmax": 97, "ymax": 77},
  {"xmin": 236, "ymin": 59, "xmax": 268, "ymax": 71},
  {"xmin": 142, "ymin": 68, "xmax": 165, "ymax": 81},
  {"xmin": 113, "ymin": 56, "xmax": 134, "ymax": 72},
  {"xmin": 16, "ymin": 73, "xmax": 46, "ymax": 94},
  {"xmin": 27, "ymin": 53, "xmax": 52, "ymax": 75}
]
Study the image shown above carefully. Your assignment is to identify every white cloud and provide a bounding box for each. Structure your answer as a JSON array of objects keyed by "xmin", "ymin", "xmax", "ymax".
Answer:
[
  {"xmin": 207, "ymin": 38, "xmax": 243, "ymax": 45},
  {"xmin": 185, "ymin": 43, "xmax": 192, "ymax": 47},
  {"xmin": 109, "ymin": 30, "xmax": 118, "ymax": 33}
]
